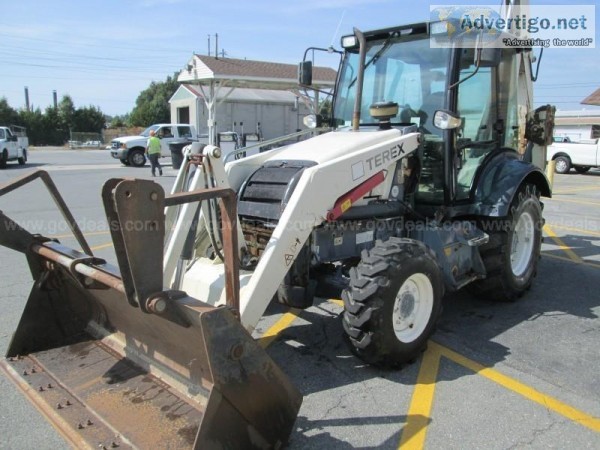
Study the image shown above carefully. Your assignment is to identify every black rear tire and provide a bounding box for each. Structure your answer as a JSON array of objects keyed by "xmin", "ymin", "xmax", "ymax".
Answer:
[
  {"xmin": 574, "ymin": 166, "xmax": 590, "ymax": 174},
  {"xmin": 18, "ymin": 149, "xmax": 27, "ymax": 165},
  {"xmin": 342, "ymin": 238, "xmax": 444, "ymax": 368},
  {"xmin": 0, "ymin": 150, "xmax": 7, "ymax": 169},
  {"xmin": 468, "ymin": 184, "xmax": 543, "ymax": 301}
]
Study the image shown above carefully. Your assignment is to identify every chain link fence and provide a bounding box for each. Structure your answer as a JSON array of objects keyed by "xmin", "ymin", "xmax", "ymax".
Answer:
[
  {"xmin": 67, "ymin": 128, "xmax": 146, "ymax": 149},
  {"xmin": 68, "ymin": 132, "xmax": 103, "ymax": 149}
]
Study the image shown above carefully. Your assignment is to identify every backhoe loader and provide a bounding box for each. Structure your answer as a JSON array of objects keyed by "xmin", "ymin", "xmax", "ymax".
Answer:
[{"xmin": 0, "ymin": 3, "xmax": 554, "ymax": 448}]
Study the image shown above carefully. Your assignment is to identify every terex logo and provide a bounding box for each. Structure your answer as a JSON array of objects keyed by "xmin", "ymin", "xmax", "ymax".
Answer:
[{"xmin": 365, "ymin": 143, "xmax": 406, "ymax": 170}]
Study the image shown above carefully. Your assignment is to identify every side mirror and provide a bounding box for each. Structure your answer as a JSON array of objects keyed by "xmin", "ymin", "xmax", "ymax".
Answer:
[
  {"xmin": 525, "ymin": 104, "xmax": 556, "ymax": 146},
  {"xmin": 433, "ymin": 110, "xmax": 462, "ymax": 130},
  {"xmin": 298, "ymin": 61, "xmax": 313, "ymax": 86}
]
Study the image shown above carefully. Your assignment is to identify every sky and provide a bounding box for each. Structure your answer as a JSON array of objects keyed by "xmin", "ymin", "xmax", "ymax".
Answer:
[{"xmin": 1, "ymin": 0, "xmax": 598, "ymax": 117}]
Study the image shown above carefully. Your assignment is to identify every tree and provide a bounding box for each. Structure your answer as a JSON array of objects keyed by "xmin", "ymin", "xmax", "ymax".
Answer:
[
  {"xmin": 0, "ymin": 98, "xmax": 21, "ymax": 125},
  {"xmin": 319, "ymin": 98, "xmax": 332, "ymax": 119},
  {"xmin": 72, "ymin": 105, "xmax": 105, "ymax": 133},
  {"xmin": 110, "ymin": 114, "xmax": 128, "ymax": 128},
  {"xmin": 18, "ymin": 108, "xmax": 57, "ymax": 146},
  {"xmin": 58, "ymin": 95, "xmax": 75, "ymax": 131},
  {"xmin": 129, "ymin": 73, "xmax": 180, "ymax": 126},
  {"xmin": 43, "ymin": 106, "xmax": 65, "ymax": 144}
]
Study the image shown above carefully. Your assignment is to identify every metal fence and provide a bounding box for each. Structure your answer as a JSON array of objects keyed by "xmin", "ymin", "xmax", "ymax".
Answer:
[{"xmin": 68, "ymin": 132, "xmax": 103, "ymax": 149}]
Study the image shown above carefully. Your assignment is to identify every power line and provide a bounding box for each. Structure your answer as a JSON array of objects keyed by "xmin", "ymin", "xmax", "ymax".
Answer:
[{"xmin": 0, "ymin": 32, "xmax": 189, "ymax": 55}]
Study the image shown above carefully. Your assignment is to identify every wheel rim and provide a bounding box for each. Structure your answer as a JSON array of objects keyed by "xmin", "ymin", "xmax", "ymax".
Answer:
[
  {"xmin": 392, "ymin": 273, "xmax": 434, "ymax": 343},
  {"xmin": 555, "ymin": 159, "xmax": 567, "ymax": 172},
  {"xmin": 511, "ymin": 211, "xmax": 535, "ymax": 277},
  {"xmin": 132, "ymin": 152, "xmax": 145, "ymax": 165}
]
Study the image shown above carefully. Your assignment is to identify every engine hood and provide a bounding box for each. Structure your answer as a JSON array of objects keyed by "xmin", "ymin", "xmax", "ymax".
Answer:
[
  {"xmin": 112, "ymin": 135, "xmax": 146, "ymax": 144},
  {"xmin": 264, "ymin": 128, "xmax": 406, "ymax": 165}
]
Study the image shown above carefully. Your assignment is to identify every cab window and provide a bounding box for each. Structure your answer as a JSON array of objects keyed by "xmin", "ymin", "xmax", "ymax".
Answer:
[
  {"xmin": 158, "ymin": 126, "xmax": 173, "ymax": 138},
  {"xmin": 177, "ymin": 126, "xmax": 192, "ymax": 138}
]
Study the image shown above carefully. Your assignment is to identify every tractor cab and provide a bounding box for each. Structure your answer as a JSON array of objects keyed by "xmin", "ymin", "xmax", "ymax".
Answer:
[{"xmin": 329, "ymin": 23, "xmax": 537, "ymax": 214}]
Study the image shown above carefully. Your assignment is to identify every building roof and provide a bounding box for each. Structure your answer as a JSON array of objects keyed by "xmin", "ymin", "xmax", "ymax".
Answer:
[
  {"xmin": 170, "ymin": 84, "xmax": 302, "ymax": 104},
  {"xmin": 554, "ymin": 109, "xmax": 600, "ymax": 125},
  {"xmin": 177, "ymin": 54, "xmax": 337, "ymax": 90},
  {"xmin": 581, "ymin": 88, "xmax": 600, "ymax": 106}
]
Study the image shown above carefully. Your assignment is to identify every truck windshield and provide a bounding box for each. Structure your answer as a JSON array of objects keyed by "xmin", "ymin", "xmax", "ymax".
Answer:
[
  {"xmin": 140, "ymin": 125, "xmax": 160, "ymax": 137},
  {"xmin": 334, "ymin": 35, "xmax": 451, "ymax": 135}
]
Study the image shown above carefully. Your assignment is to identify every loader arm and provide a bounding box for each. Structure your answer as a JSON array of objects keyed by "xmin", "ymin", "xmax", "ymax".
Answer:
[
  {"xmin": 0, "ymin": 171, "xmax": 302, "ymax": 449},
  {"xmin": 239, "ymin": 131, "xmax": 420, "ymax": 330}
]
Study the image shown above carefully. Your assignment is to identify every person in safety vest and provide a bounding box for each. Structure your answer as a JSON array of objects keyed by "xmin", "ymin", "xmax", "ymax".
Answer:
[{"xmin": 146, "ymin": 129, "xmax": 163, "ymax": 176}]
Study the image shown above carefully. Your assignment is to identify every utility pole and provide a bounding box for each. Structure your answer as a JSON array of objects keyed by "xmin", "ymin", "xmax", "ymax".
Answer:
[
  {"xmin": 215, "ymin": 33, "xmax": 219, "ymax": 59},
  {"xmin": 208, "ymin": 34, "xmax": 211, "ymax": 56},
  {"xmin": 24, "ymin": 87, "xmax": 30, "ymax": 111}
]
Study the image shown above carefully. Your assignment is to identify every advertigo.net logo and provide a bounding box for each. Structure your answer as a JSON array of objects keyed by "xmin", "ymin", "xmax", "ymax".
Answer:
[{"xmin": 430, "ymin": 5, "xmax": 595, "ymax": 48}]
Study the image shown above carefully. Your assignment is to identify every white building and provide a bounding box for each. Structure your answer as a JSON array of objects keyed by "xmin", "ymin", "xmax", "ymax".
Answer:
[
  {"xmin": 176, "ymin": 54, "xmax": 337, "ymax": 144},
  {"xmin": 169, "ymin": 84, "xmax": 310, "ymax": 141},
  {"xmin": 553, "ymin": 110, "xmax": 600, "ymax": 142}
]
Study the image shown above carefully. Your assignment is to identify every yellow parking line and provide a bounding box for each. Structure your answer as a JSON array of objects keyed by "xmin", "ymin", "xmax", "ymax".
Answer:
[
  {"xmin": 89, "ymin": 242, "xmax": 113, "ymax": 252},
  {"xmin": 546, "ymin": 197, "xmax": 600, "ymax": 207},
  {"xmin": 398, "ymin": 345, "xmax": 441, "ymax": 450},
  {"xmin": 543, "ymin": 225, "xmax": 583, "ymax": 264},
  {"xmin": 399, "ymin": 341, "xmax": 600, "ymax": 448},
  {"xmin": 255, "ymin": 300, "xmax": 600, "ymax": 444},
  {"xmin": 432, "ymin": 342, "xmax": 600, "ymax": 433},
  {"xmin": 51, "ymin": 230, "xmax": 110, "ymax": 240},
  {"xmin": 543, "ymin": 252, "xmax": 600, "ymax": 269},
  {"xmin": 257, "ymin": 309, "xmax": 300, "ymax": 349},
  {"xmin": 548, "ymin": 224, "xmax": 600, "ymax": 238},
  {"xmin": 329, "ymin": 299, "xmax": 344, "ymax": 307}
]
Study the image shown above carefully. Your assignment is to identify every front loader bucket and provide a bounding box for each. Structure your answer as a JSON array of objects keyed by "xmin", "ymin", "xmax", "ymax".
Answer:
[{"xmin": 0, "ymin": 171, "xmax": 302, "ymax": 449}]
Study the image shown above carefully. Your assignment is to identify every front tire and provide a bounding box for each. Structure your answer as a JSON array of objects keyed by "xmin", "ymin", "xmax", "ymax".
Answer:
[
  {"xmin": 469, "ymin": 184, "xmax": 543, "ymax": 301},
  {"xmin": 554, "ymin": 156, "xmax": 571, "ymax": 174},
  {"xmin": 128, "ymin": 150, "xmax": 146, "ymax": 167},
  {"xmin": 342, "ymin": 238, "xmax": 443, "ymax": 368}
]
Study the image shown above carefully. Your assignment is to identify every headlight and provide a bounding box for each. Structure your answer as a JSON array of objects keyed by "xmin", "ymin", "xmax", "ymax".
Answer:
[
  {"xmin": 341, "ymin": 35, "xmax": 358, "ymax": 49},
  {"xmin": 433, "ymin": 110, "xmax": 462, "ymax": 130},
  {"xmin": 303, "ymin": 114, "xmax": 318, "ymax": 129}
]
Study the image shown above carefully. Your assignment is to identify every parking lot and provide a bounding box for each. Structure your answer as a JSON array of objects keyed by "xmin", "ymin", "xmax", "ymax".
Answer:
[{"xmin": 0, "ymin": 148, "xmax": 598, "ymax": 449}]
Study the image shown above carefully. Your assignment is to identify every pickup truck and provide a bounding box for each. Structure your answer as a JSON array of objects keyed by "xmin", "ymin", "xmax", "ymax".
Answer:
[
  {"xmin": 110, "ymin": 124, "xmax": 196, "ymax": 167},
  {"xmin": 0, "ymin": 125, "xmax": 28, "ymax": 168},
  {"xmin": 547, "ymin": 138, "xmax": 600, "ymax": 174}
]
